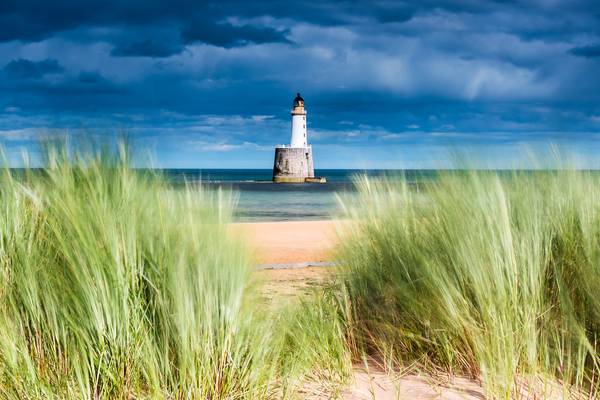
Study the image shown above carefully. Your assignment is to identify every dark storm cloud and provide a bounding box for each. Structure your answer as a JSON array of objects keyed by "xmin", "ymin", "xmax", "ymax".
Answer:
[
  {"xmin": 1, "ymin": 0, "xmax": 600, "ymax": 167},
  {"xmin": 0, "ymin": 0, "xmax": 347, "ymax": 50},
  {"xmin": 0, "ymin": 66, "xmax": 122, "ymax": 114},
  {"xmin": 0, "ymin": 0, "xmax": 186, "ymax": 42},
  {"xmin": 76, "ymin": 71, "xmax": 107, "ymax": 85},
  {"xmin": 569, "ymin": 44, "xmax": 600, "ymax": 58},
  {"xmin": 0, "ymin": 0, "xmax": 291, "ymax": 50},
  {"xmin": 373, "ymin": 6, "xmax": 415, "ymax": 24},
  {"xmin": 0, "ymin": 0, "xmax": 417, "ymax": 53},
  {"xmin": 181, "ymin": 21, "xmax": 290, "ymax": 48},
  {"xmin": 111, "ymin": 40, "xmax": 184, "ymax": 58},
  {"xmin": 0, "ymin": 1, "xmax": 596, "ymax": 46},
  {"xmin": 3, "ymin": 59, "xmax": 64, "ymax": 80}
]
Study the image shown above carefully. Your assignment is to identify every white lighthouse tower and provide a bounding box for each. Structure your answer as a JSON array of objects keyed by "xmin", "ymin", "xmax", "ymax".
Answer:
[
  {"xmin": 272, "ymin": 93, "xmax": 324, "ymax": 183},
  {"xmin": 290, "ymin": 93, "xmax": 307, "ymax": 147}
]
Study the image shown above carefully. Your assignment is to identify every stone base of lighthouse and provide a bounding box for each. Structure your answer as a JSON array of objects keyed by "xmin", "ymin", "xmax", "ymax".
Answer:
[{"xmin": 272, "ymin": 146, "xmax": 315, "ymax": 183}]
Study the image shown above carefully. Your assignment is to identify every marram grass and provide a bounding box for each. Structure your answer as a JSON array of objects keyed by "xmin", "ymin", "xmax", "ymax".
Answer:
[
  {"xmin": 0, "ymin": 143, "xmax": 355, "ymax": 399},
  {"xmin": 0, "ymin": 145, "xmax": 287, "ymax": 399},
  {"xmin": 336, "ymin": 170, "xmax": 600, "ymax": 398},
  {"xmin": 6, "ymin": 144, "xmax": 600, "ymax": 399}
]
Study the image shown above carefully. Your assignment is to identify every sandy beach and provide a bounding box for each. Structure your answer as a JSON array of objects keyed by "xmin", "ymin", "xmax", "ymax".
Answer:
[
  {"xmin": 229, "ymin": 220, "xmax": 339, "ymax": 300},
  {"xmin": 231, "ymin": 219, "xmax": 487, "ymax": 399},
  {"xmin": 229, "ymin": 220, "xmax": 338, "ymax": 266}
]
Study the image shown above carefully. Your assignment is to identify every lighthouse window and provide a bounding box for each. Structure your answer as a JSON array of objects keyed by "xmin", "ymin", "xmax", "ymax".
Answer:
[{"xmin": 303, "ymin": 124, "xmax": 305, "ymax": 128}]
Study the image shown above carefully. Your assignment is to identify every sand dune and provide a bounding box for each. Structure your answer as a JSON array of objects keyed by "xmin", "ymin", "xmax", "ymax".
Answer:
[{"xmin": 231, "ymin": 220, "xmax": 581, "ymax": 399}]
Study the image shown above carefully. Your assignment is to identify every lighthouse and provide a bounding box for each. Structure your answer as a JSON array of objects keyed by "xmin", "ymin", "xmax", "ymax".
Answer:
[
  {"xmin": 290, "ymin": 93, "xmax": 307, "ymax": 147},
  {"xmin": 272, "ymin": 93, "xmax": 324, "ymax": 183}
]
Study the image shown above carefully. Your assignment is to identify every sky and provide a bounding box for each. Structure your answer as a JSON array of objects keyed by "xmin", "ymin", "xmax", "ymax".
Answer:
[{"xmin": 1, "ymin": 0, "xmax": 600, "ymax": 168}]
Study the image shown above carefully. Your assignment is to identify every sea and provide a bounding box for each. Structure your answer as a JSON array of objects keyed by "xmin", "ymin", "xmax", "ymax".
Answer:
[{"xmin": 161, "ymin": 169, "xmax": 434, "ymax": 221}]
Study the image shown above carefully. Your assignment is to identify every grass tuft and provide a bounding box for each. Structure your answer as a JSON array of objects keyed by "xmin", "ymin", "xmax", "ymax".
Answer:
[
  {"xmin": 0, "ymin": 143, "xmax": 284, "ymax": 399},
  {"xmin": 336, "ymin": 170, "xmax": 600, "ymax": 397}
]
